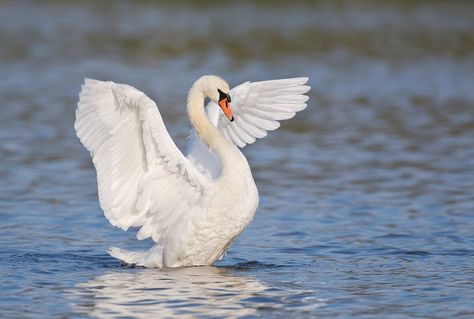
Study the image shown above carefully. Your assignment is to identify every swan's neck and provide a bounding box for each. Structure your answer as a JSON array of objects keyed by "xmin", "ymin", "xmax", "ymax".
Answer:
[{"xmin": 187, "ymin": 83, "xmax": 237, "ymax": 174}]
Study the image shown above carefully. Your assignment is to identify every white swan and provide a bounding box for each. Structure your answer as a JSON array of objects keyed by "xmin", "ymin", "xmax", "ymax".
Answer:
[{"xmin": 75, "ymin": 75, "xmax": 310, "ymax": 268}]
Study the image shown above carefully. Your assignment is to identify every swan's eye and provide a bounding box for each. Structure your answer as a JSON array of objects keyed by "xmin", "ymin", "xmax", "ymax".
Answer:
[
  {"xmin": 226, "ymin": 94, "xmax": 231, "ymax": 102},
  {"xmin": 218, "ymin": 89, "xmax": 227, "ymax": 102}
]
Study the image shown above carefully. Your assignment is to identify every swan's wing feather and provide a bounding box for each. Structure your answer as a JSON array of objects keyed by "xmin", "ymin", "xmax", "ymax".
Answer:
[
  {"xmin": 185, "ymin": 77, "xmax": 310, "ymax": 176},
  {"xmin": 75, "ymin": 79, "xmax": 210, "ymax": 243},
  {"xmin": 218, "ymin": 77, "xmax": 310, "ymax": 148}
]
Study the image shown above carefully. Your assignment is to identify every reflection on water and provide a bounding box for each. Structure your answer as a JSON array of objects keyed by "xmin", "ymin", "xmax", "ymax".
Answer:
[{"xmin": 68, "ymin": 265, "xmax": 324, "ymax": 318}]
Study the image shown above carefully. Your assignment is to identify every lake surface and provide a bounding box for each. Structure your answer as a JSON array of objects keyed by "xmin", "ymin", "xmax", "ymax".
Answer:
[{"xmin": 1, "ymin": 1, "xmax": 473, "ymax": 318}]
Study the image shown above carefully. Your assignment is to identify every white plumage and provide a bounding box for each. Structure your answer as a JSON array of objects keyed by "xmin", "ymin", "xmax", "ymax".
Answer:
[{"xmin": 75, "ymin": 75, "xmax": 310, "ymax": 268}]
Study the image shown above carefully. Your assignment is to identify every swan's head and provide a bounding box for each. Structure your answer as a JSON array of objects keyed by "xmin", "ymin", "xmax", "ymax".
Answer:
[{"xmin": 199, "ymin": 75, "xmax": 234, "ymax": 122}]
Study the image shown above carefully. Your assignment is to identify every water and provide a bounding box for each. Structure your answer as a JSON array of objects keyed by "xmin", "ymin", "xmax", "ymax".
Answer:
[{"xmin": 1, "ymin": 1, "xmax": 473, "ymax": 318}]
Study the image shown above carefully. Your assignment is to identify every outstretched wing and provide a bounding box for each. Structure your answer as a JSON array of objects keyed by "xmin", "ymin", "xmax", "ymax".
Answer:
[
  {"xmin": 216, "ymin": 77, "xmax": 310, "ymax": 148},
  {"xmin": 75, "ymin": 79, "xmax": 210, "ymax": 243},
  {"xmin": 186, "ymin": 77, "xmax": 310, "ymax": 177}
]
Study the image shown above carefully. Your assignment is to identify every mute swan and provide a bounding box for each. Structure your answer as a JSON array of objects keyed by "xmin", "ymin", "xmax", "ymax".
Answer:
[{"xmin": 75, "ymin": 75, "xmax": 310, "ymax": 268}]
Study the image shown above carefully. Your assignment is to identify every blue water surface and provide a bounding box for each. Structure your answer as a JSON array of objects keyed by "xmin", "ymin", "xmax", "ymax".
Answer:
[{"xmin": 0, "ymin": 1, "xmax": 473, "ymax": 318}]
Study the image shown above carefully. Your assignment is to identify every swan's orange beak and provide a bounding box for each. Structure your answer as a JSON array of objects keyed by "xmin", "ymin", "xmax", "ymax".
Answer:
[{"xmin": 218, "ymin": 95, "xmax": 234, "ymax": 122}]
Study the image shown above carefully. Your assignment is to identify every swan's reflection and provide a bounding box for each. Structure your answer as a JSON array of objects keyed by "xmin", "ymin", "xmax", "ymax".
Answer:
[{"xmin": 69, "ymin": 266, "xmax": 271, "ymax": 318}]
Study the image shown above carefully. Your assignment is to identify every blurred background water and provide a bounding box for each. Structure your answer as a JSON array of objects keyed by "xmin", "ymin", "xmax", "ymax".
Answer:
[{"xmin": 0, "ymin": 1, "xmax": 473, "ymax": 318}]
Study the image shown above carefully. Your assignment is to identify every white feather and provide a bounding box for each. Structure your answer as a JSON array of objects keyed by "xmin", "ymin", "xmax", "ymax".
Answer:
[
  {"xmin": 186, "ymin": 77, "xmax": 310, "ymax": 177},
  {"xmin": 75, "ymin": 79, "xmax": 210, "ymax": 240}
]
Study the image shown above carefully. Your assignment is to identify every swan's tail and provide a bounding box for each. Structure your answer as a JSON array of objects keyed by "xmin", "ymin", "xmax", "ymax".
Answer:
[
  {"xmin": 107, "ymin": 247, "xmax": 145, "ymax": 266},
  {"xmin": 107, "ymin": 246, "xmax": 164, "ymax": 268}
]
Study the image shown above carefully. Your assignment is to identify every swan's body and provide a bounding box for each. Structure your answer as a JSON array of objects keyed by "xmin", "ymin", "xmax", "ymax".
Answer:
[{"xmin": 75, "ymin": 75, "xmax": 310, "ymax": 268}]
